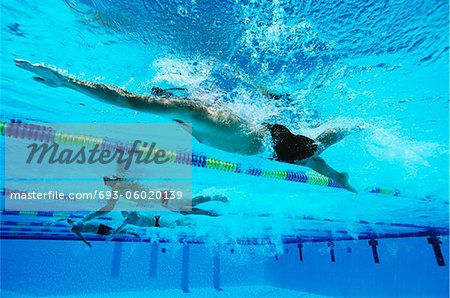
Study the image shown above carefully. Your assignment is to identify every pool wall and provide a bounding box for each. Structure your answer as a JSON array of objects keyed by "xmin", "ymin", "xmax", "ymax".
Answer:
[{"xmin": 265, "ymin": 237, "xmax": 450, "ymax": 297}]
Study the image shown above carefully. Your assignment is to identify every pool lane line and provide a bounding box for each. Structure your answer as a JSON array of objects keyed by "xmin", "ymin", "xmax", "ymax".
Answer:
[
  {"xmin": 0, "ymin": 119, "xmax": 340, "ymax": 188},
  {"xmin": 1, "ymin": 119, "xmax": 411, "ymax": 195},
  {"xmin": 2, "ymin": 223, "xmax": 448, "ymax": 247},
  {"xmin": 1, "ymin": 211, "xmax": 448, "ymax": 237},
  {"xmin": 0, "ymin": 229, "xmax": 447, "ymax": 244},
  {"xmin": 0, "ymin": 219, "xmax": 357, "ymax": 237}
]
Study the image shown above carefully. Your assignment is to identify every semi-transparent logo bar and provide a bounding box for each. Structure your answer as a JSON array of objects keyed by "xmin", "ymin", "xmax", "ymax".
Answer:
[{"xmin": 5, "ymin": 123, "xmax": 192, "ymax": 211}]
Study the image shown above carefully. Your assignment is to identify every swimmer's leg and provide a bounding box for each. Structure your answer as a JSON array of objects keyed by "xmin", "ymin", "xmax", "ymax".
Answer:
[
  {"xmin": 301, "ymin": 156, "xmax": 357, "ymax": 193},
  {"xmin": 315, "ymin": 127, "xmax": 361, "ymax": 154}
]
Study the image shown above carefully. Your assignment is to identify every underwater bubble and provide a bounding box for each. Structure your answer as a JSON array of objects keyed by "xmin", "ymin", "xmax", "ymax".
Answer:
[
  {"xmin": 64, "ymin": 0, "xmax": 97, "ymax": 15},
  {"xmin": 140, "ymin": 37, "xmax": 150, "ymax": 46},
  {"xmin": 177, "ymin": 6, "xmax": 188, "ymax": 17}
]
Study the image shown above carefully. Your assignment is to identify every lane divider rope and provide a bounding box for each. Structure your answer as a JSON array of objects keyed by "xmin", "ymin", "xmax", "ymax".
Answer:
[{"xmin": 0, "ymin": 119, "xmax": 407, "ymax": 196}]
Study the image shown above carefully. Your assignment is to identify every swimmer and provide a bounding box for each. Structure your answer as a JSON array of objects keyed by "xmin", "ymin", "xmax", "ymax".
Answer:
[
  {"xmin": 102, "ymin": 176, "xmax": 228, "ymax": 239},
  {"xmin": 48, "ymin": 215, "xmax": 142, "ymax": 246},
  {"xmin": 104, "ymin": 175, "xmax": 228, "ymax": 214},
  {"xmin": 108, "ymin": 211, "xmax": 195, "ymax": 240},
  {"xmin": 102, "ymin": 175, "xmax": 228, "ymax": 214},
  {"xmin": 15, "ymin": 59, "xmax": 359, "ymax": 192},
  {"xmin": 65, "ymin": 219, "xmax": 114, "ymax": 248},
  {"xmin": 76, "ymin": 175, "xmax": 228, "ymax": 227}
]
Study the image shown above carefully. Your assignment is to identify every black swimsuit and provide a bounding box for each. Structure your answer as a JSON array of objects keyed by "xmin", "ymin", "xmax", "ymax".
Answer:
[{"xmin": 267, "ymin": 124, "xmax": 317, "ymax": 163}]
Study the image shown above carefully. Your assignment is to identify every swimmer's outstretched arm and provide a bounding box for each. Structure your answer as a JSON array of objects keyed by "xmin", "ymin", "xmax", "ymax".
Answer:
[
  {"xmin": 179, "ymin": 207, "xmax": 220, "ymax": 217},
  {"xmin": 44, "ymin": 218, "xmax": 66, "ymax": 226},
  {"xmin": 72, "ymin": 230, "xmax": 92, "ymax": 248},
  {"xmin": 80, "ymin": 198, "xmax": 119, "ymax": 223},
  {"xmin": 15, "ymin": 59, "xmax": 264, "ymax": 156},
  {"xmin": 67, "ymin": 221, "xmax": 92, "ymax": 248},
  {"xmin": 14, "ymin": 59, "xmax": 212, "ymax": 118},
  {"xmin": 192, "ymin": 194, "xmax": 229, "ymax": 206},
  {"xmin": 108, "ymin": 217, "xmax": 130, "ymax": 240},
  {"xmin": 109, "ymin": 228, "xmax": 141, "ymax": 240}
]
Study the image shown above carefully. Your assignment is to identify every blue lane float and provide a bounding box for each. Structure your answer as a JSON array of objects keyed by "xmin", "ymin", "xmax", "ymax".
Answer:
[
  {"xmin": 1, "ymin": 208, "xmax": 447, "ymax": 237},
  {"xmin": 0, "ymin": 230, "xmax": 447, "ymax": 245}
]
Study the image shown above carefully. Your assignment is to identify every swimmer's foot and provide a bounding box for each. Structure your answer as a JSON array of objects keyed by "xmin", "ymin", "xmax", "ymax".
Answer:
[
  {"xmin": 337, "ymin": 172, "xmax": 358, "ymax": 194},
  {"xmin": 15, "ymin": 58, "xmax": 67, "ymax": 87}
]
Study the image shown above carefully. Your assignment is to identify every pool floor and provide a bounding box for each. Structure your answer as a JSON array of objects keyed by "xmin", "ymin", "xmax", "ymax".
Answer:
[{"xmin": 2, "ymin": 286, "xmax": 328, "ymax": 298}]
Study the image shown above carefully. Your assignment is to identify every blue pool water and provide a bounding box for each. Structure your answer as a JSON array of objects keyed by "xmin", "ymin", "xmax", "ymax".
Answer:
[{"xmin": 1, "ymin": 0, "xmax": 449, "ymax": 297}]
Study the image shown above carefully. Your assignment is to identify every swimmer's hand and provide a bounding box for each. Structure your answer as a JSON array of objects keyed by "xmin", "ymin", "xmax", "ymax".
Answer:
[
  {"xmin": 15, "ymin": 59, "xmax": 68, "ymax": 87},
  {"xmin": 207, "ymin": 210, "xmax": 221, "ymax": 217},
  {"xmin": 44, "ymin": 218, "xmax": 66, "ymax": 226},
  {"xmin": 105, "ymin": 229, "xmax": 141, "ymax": 241},
  {"xmin": 212, "ymin": 195, "xmax": 229, "ymax": 203},
  {"xmin": 126, "ymin": 231, "xmax": 141, "ymax": 239}
]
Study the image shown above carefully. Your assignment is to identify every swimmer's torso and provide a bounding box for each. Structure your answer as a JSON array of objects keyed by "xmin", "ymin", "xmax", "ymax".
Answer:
[{"xmin": 129, "ymin": 95, "xmax": 267, "ymax": 155}]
